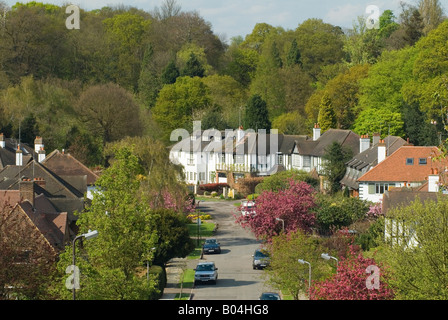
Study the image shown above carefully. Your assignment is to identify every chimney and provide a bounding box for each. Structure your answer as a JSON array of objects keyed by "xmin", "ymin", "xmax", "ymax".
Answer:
[
  {"xmin": 34, "ymin": 177, "xmax": 46, "ymax": 189},
  {"xmin": 360, "ymin": 135, "xmax": 370, "ymax": 153},
  {"xmin": 16, "ymin": 145, "xmax": 23, "ymax": 166},
  {"xmin": 20, "ymin": 178, "xmax": 35, "ymax": 206},
  {"xmin": 38, "ymin": 147, "xmax": 46, "ymax": 163},
  {"xmin": 428, "ymin": 168, "xmax": 439, "ymax": 193},
  {"xmin": 34, "ymin": 136, "xmax": 44, "ymax": 153},
  {"xmin": 313, "ymin": 123, "xmax": 321, "ymax": 141},
  {"xmin": 372, "ymin": 133, "xmax": 380, "ymax": 146},
  {"xmin": 0, "ymin": 133, "xmax": 5, "ymax": 148},
  {"xmin": 378, "ymin": 139, "xmax": 386, "ymax": 164},
  {"xmin": 237, "ymin": 126, "xmax": 245, "ymax": 141}
]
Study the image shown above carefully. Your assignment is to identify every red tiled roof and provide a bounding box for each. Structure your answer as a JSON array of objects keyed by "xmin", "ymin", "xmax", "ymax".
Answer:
[{"xmin": 357, "ymin": 146, "xmax": 447, "ymax": 182}]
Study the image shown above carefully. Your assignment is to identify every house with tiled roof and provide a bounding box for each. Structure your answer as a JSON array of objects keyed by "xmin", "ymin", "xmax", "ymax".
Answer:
[
  {"xmin": 340, "ymin": 134, "xmax": 408, "ymax": 196},
  {"xmin": 290, "ymin": 124, "xmax": 360, "ymax": 174},
  {"xmin": 357, "ymin": 145, "xmax": 446, "ymax": 203},
  {"xmin": 0, "ymin": 134, "xmax": 46, "ymax": 169},
  {"xmin": 0, "ymin": 179, "xmax": 70, "ymax": 254}
]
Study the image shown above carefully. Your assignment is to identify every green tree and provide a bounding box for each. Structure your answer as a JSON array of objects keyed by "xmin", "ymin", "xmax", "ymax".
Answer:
[
  {"xmin": 244, "ymin": 94, "xmax": 271, "ymax": 131},
  {"xmin": 152, "ymin": 76, "xmax": 211, "ymax": 141},
  {"xmin": 317, "ymin": 94, "xmax": 336, "ymax": 132},
  {"xmin": 381, "ymin": 196, "xmax": 448, "ymax": 299},
  {"xmin": 255, "ymin": 169, "xmax": 319, "ymax": 194},
  {"xmin": 103, "ymin": 12, "xmax": 151, "ymax": 90},
  {"xmin": 265, "ymin": 230, "xmax": 330, "ymax": 300},
  {"xmin": 75, "ymin": 83, "xmax": 143, "ymax": 148},
  {"xmin": 54, "ymin": 147, "xmax": 159, "ymax": 300},
  {"xmin": 138, "ymin": 44, "xmax": 162, "ymax": 109},
  {"xmin": 181, "ymin": 52, "xmax": 205, "ymax": 78},
  {"xmin": 161, "ymin": 59, "xmax": 180, "ymax": 85},
  {"xmin": 149, "ymin": 209, "xmax": 194, "ymax": 265},
  {"xmin": 272, "ymin": 111, "xmax": 307, "ymax": 135},
  {"xmin": 322, "ymin": 141, "xmax": 353, "ymax": 194},
  {"xmin": 286, "ymin": 39, "xmax": 302, "ymax": 67}
]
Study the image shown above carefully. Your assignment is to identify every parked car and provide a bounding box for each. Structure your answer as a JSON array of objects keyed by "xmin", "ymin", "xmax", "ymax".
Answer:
[
  {"xmin": 203, "ymin": 238, "xmax": 221, "ymax": 254},
  {"xmin": 241, "ymin": 200, "xmax": 256, "ymax": 216},
  {"xmin": 252, "ymin": 248, "xmax": 270, "ymax": 269},
  {"xmin": 259, "ymin": 292, "xmax": 281, "ymax": 300},
  {"xmin": 194, "ymin": 261, "xmax": 218, "ymax": 284}
]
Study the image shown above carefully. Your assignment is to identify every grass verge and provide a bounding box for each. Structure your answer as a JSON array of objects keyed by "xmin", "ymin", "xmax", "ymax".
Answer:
[{"xmin": 175, "ymin": 269, "xmax": 195, "ymax": 300}]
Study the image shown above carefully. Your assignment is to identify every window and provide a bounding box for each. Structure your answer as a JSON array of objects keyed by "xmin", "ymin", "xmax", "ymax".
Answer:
[
  {"xmin": 303, "ymin": 156, "xmax": 311, "ymax": 167},
  {"xmin": 375, "ymin": 183, "xmax": 389, "ymax": 194},
  {"xmin": 188, "ymin": 151, "xmax": 194, "ymax": 165},
  {"xmin": 235, "ymin": 154, "xmax": 244, "ymax": 164},
  {"xmin": 292, "ymin": 154, "xmax": 300, "ymax": 167},
  {"xmin": 419, "ymin": 158, "xmax": 427, "ymax": 165},
  {"xmin": 406, "ymin": 158, "xmax": 414, "ymax": 165},
  {"xmin": 277, "ymin": 154, "xmax": 283, "ymax": 165}
]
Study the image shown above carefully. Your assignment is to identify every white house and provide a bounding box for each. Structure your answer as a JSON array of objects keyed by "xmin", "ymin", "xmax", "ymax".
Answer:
[
  {"xmin": 169, "ymin": 123, "xmax": 363, "ymax": 187},
  {"xmin": 357, "ymin": 146, "xmax": 445, "ymax": 203}
]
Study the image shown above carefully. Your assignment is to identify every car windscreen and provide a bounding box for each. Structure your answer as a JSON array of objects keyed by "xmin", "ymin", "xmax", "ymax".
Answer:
[
  {"xmin": 196, "ymin": 264, "xmax": 214, "ymax": 271},
  {"xmin": 254, "ymin": 250, "xmax": 268, "ymax": 258}
]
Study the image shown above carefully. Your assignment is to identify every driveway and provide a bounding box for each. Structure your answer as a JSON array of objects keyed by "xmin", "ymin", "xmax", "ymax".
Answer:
[{"xmin": 191, "ymin": 200, "xmax": 275, "ymax": 300}]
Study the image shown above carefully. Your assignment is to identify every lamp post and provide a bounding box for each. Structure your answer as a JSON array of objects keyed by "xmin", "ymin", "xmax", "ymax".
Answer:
[
  {"xmin": 321, "ymin": 253, "xmax": 339, "ymax": 267},
  {"xmin": 72, "ymin": 229, "xmax": 98, "ymax": 300},
  {"xmin": 298, "ymin": 259, "xmax": 311, "ymax": 298},
  {"xmin": 275, "ymin": 218, "xmax": 284, "ymax": 232}
]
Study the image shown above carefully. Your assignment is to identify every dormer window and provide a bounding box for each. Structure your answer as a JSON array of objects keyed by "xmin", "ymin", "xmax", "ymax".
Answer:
[{"xmin": 406, "ymin": 158, "xmax": 414, "ymax": 165}]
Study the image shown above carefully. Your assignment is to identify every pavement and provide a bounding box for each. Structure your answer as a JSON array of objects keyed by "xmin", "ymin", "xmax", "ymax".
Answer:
[{"xmin": 159, "ymin": 257, "xmax": 198, "ymax": 300}]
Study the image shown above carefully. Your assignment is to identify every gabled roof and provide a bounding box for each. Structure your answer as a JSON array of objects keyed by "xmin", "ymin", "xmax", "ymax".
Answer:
[
  {"xmin": 16, "ymin": 198, "xmax": 68, "ymax": 251},
  {"xmin": 42, "ymin": 150, "xmax": 99, "ymax": 185},
  {"xmin": 357, "ymin": 146, "xmax": 446, "ymax": 182},
  {"xmin": 346, "ymin": 136, "xmax": 407, "ymax": 170},
  {"xmin": 0, "ymin": 160, "xmax": 84, "ymax": 199},
  {"xmin": 0, "ymin": 138, "xmax": 36, "ymax": 169},
  {"xmin": 295, "ymin": 129, "xmax": 360, "ymax": 157}
]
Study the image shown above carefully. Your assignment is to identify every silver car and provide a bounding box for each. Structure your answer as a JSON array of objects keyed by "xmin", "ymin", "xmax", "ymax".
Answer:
[{"xmin": 194, "ymin": 261, "xmax": 218, "ymax": 284}]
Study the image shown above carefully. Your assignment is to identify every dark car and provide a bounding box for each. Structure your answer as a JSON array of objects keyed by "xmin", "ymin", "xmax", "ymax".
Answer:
[
  {"xmin": 202, "ymin": 238, "xmax": 221, "ymax": 254},
  {"xmin": 259, "ymin": 292, "xmax": 281, "ymax": 300},
  {"xmin": 252, "ymin": 249, "xmax": 270, "ymax": 269}
]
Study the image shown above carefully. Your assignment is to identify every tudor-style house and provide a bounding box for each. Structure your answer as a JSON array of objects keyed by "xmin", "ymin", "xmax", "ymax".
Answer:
[{"xmin": 169, "ymin": 124, "xmax": 362, "ymax": 187}]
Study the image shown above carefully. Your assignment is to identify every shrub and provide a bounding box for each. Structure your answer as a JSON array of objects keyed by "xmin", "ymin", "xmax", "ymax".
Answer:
[
  {"xmin": 211, "ymin": 191, "xmax": 218, "ymax": 197},
  {"xmin": 247, "ymin": 194, "xmax": 259, "ymax": 200},
  {"xmin": 147, "ymin": 265, "xmax": 166, "ymax": 300},
  {"xmin": 199, "ymin": 183, "xmax": 229, "ymax": 193}
]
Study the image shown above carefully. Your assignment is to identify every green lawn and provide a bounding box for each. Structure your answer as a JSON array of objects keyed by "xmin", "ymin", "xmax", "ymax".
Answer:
[
  {"xmin": 186, "ymin": 221, "xmax": 216, "ymax": 259},
  {"xmin": 175, "ymin": 268, "xmax": 195, "ymax": 300}
]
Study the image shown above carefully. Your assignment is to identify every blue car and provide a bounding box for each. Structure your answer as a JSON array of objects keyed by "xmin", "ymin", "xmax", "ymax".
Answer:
[{"xmin": 203, "ymin": 238, "xmax": 221, "ymax": 254}]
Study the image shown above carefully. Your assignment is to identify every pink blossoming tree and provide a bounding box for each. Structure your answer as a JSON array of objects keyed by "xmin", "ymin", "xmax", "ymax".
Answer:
[
  {"xmin": 310, "ymin": 245, "xmax": 395, "ymax": 300},
  {"xmin": 235, "ymin": 179, "xmax": 317, "ymax": 241}
]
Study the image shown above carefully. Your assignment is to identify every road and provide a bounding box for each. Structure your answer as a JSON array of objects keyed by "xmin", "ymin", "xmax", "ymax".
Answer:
[{"xmin": 191, "ymin": 200, "xmax": 275, "ymax": 300}]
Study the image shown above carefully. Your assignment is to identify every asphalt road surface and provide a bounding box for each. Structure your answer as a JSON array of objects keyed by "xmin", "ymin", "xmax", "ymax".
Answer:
[{"xmin": 191, "ymin": 200, "xmax": 275, "ymax": 300}]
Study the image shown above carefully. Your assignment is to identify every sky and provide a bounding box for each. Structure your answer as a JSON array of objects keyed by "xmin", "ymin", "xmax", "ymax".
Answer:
[{"xmin": 3, "ymin": 0, "xmax": 415, "ymax": 41}]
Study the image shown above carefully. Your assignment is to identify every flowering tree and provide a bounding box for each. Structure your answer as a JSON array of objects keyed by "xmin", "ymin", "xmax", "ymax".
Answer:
[
  {"xmin": 366, "ymin": 202, "xmax": 383, "ymax": 219},
  {"xmin": 310, "ymin": 246, "xmax": 395, "ymax": 300},
  {"xmin": 235, "ymin": 179, "xmax": 317, "ymax": 241}
]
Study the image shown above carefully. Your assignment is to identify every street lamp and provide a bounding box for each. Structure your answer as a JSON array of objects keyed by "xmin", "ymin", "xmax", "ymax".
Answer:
[
  {"xmin": 298, "ymin": 259, "xmax": 311, "ymax": 298},
  {"xmin": 72, "ymin": 229, "xmax": 98, "ymax": 300},
  {"xmin": 275, "ymin": 218, "xmax": 284, "ymax": 232},
  {"xmin": 321, "ymin": 253, "xmax": 339, "ymax": 267}
]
